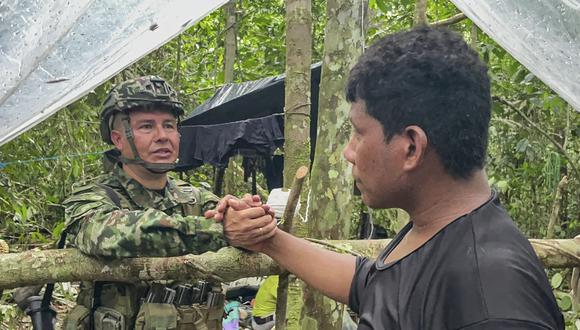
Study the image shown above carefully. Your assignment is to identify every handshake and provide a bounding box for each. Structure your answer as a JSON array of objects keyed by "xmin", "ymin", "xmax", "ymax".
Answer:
[{"xmin": 204, "ymin": 194, "xmax": 278, "ymax": 252}]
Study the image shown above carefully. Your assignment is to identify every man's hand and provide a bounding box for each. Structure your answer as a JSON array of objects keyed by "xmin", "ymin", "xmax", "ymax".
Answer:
[
  {"xmin": 204, "ymin": 194, "xmax": 274, "ymax": 221},
  {"xmin": 223, "ymin": 200, "xmax": 277, "ymax": 252},
  {"xmin": 205, "ymin": 194, "xmax": 277, "ymax": 252}
]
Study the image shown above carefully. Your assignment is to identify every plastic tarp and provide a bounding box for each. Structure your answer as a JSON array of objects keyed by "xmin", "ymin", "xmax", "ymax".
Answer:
[
  {"xmin": 183, "ymin": 63, "xmax": 322, "ymax": 125},
  {"xmin": 178, "ymin": 64, "xmax": 321, "ymax": 175},
  {"xmin": 0, "ymin": 0, "xmax": 229, "ymax": 146},
  {"xmin": 451, "ymin": 0, "xmax": 580, "ymax": 112}
]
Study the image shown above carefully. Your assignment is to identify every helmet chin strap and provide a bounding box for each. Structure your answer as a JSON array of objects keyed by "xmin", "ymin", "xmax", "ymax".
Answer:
[{"xmin": 118, "ymin": 117, "xmax": 176, "ymax": 174}]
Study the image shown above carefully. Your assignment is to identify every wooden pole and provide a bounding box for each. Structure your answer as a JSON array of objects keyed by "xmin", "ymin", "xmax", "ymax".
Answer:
[{"xmin": 275, "ymin": 166, "xmax": 309, "ymax": 330}]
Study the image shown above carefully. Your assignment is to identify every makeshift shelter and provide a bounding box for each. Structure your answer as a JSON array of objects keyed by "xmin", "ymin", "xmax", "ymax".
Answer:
[
  {"xmin": 177, "ymin": 64, "xmax": 322, "ymax": 193},
  {"xmin": 0, "ymin": 0, "xmax": 229, "ymax": 146}
]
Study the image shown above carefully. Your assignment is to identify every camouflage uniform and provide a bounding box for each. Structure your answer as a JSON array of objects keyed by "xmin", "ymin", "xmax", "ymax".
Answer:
[
  {"xmin": 63, "ymin": 165, "xmax": 225, "ymax": 258},
  {"xmin": 62, "ymin": 76, "xmax": 227, "ymax": 330},
  {"xmin": 62, "ymin": 164, "xmax": 227, "ymax": 329}
]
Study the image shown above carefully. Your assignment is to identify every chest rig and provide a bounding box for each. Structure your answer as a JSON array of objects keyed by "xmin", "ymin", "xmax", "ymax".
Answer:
[{"xmin": 63, "ymin": 183, "xmax": 224, "ymax": 330}]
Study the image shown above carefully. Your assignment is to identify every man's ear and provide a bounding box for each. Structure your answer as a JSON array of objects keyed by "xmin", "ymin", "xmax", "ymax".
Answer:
[
  {"xmin": 402, "ymin": 125, "xmax": 428, "ymax": 171},
  {"xmin": 110, "ymin": 130, "xmax": 124, "ymax": 150}
]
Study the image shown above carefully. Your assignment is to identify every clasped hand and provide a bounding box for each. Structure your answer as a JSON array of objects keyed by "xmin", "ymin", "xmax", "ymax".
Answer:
[{"xmin": 205, "ymin": 194, "xmax": 277, "ymax": 252}]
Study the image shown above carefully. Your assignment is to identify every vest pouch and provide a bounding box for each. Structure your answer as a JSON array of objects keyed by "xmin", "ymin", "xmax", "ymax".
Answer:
[
  {"xmin": 176, "ymin": 305, "xmax": 207, "ymax": 330},
  {"xmin": 193, "ymin": 304, "xmax": 222, "ymax": 330},
  {"xmin": 135, "ymin": 303, "xmax": 178, "ymax": 330},
  {"xmin": 94, "ymin": 306, "xmax": 126, "ymax": 330},
  {"xmin": 62, "ymin": 304, "xmax": 90, "ymax": 330}
]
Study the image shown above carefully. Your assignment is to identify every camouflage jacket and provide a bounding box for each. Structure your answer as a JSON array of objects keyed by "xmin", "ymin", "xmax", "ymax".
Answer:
[{"xmin": 63, "ymin": 164, "xmax": 227, "ymax": 258}]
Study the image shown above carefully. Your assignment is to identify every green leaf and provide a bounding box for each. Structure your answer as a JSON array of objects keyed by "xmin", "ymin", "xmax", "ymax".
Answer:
[
  {"xmin": 496, "ymin": 180, "xmax": 509, "ymax": 192},
  {"xmin": 375, "ymin": 0, "xmax": 391, "ymax": 14},
  {"xmin": 52, "ymin": 222, "xmax": 65, "ymax": 239},
  {"xmin": 556, "ymin": 293, "xmax": 572, "ymax": 311},
  {"xmin": 551, "ymin": 273, "xmax": 563, "ymax": 289}
]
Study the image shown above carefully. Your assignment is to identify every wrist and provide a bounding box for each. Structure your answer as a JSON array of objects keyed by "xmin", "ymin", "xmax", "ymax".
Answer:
[{"xmin": 258, "ymin": 229, "xmax": 284, "ymax": 255}]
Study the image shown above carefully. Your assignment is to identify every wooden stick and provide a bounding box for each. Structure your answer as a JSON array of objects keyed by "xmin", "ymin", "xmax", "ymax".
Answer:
[
  {"xmin": 275, "ymin": 166, "xmax": 308, "ymax": 330},
  {"xmin": 546, "ymin": 176, "xmax": 568, "ymax": 239}
]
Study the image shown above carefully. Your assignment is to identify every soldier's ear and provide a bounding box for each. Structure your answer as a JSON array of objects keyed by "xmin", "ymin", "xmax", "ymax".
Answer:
[{"xmin": 111, "ymin": 130, "xmax": 124, "ymax": 150}]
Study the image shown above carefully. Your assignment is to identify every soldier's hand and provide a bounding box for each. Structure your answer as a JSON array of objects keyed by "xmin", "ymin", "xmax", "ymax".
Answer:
[
  {"xmin": 222, "ymin": 200, "xmax": 277, "ymax": 252},
  {"xmin": 205, "ymin": 194, "xmax": 273, "ymax": 221}
]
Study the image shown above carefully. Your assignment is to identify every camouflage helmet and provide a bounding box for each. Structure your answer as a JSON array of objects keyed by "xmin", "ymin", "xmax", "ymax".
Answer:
[{"xmin": 100, "ymin": 76, "xmax": 184, "ymax": 144}]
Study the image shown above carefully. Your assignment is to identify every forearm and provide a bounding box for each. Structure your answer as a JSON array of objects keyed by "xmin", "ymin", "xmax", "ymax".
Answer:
[
  {"xmin": 71, "ymin": 208, "xmax": 226, "ymax": 258},
  {"xmin": 263, "ymin": 230, "xmax": 356, "ymax": 304}
]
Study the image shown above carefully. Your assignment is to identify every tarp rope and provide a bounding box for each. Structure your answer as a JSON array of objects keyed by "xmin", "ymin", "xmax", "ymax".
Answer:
[{"xmin": 0, "ymin": 151, "xmax": 106, "ymax": 169}]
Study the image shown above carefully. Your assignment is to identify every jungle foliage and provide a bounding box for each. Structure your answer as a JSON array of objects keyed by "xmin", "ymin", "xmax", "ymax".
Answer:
[{"xmin": 0, "ymin": 0, "xmax": 578, "ymax": 327}]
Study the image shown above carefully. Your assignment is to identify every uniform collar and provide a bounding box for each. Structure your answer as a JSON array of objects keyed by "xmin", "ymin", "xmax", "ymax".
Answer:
[{"xmin": 112, "ymin": 164, "xmax": 194, "ymax": 211}]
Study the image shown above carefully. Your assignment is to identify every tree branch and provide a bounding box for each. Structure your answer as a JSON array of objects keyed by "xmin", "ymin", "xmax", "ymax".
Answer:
[
  {"xmin": 430, "ymin": 13, "xmax": 467, "ymax": 27},
  {"xmin": 1, "ymin": 238, "xmax": 579, "ymax": 290},
  {"xmin": 546, "ymin": 176, "xmax": 568, "ymax": 239},
  {"xmin": 494, "ymin": 96, "xmax": 580, "ymax": 179}
]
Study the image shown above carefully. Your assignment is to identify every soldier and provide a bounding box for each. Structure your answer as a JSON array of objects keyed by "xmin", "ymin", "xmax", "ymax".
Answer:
[{"xmin": 61, "ymin": 76, "xmax": 275, "ymax": 329}]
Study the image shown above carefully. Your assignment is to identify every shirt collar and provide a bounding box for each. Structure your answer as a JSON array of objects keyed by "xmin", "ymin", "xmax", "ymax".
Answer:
[{"xmin": 112, "ymin": 164, "xmax": 193, "ymax": 211}]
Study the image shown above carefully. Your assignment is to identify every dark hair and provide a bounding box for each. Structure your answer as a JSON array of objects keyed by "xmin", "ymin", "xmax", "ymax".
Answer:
[{"xmin": 346, "ymin": 27, "xmax": 491, "ymax": 179}]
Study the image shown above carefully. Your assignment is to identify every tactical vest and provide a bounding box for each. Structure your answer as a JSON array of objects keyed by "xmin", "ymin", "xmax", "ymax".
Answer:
[{"xmin": 63, "ymin": 182, "xmax": 223, "ymax": 330}]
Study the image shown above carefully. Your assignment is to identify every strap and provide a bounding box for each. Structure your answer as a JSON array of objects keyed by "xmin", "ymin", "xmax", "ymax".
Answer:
[
  {"xmin": 98, "ymin": 184, "xmax": 122, "ymax": 208},
  {"xmin": 90, "ymin": 282, "xmax": 104, "ymax": 330},
  {"xmin": 41, "ymin": 230, "xmax": 68, "ymax": 308}
]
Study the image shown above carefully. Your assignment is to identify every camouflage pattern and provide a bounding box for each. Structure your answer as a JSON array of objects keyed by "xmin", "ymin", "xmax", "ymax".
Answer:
[
  {"xmin": 100, "ymin": 76, "xmax": 184, "ymax": 145},
  {"xmin": 63, "ymin": 164, "xmax": 226, "ymax": 257}
]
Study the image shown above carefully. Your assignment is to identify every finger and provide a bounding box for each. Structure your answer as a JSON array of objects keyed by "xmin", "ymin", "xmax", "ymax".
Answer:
[
  {"xmin": 215, "ymin": 195, "xmax": 236, "ymax": 213},
  {"xmin": 214, "ymin": 212, "xmax": 224, "ymax": 222},
  {"xmin": 258, "ymin": 217, "xmax": 277, "ymax": 234},
  {"xmin": 242, "ymin": 193, "xmax": 263, "ymax": 207},
  {"xmin": 232, "ymin": 212, "xmax": 273, "ymax": 231},
  {"xmin": 248, "ymin": 226, "xmax": 278, "ymax": 244},
  {"xmin": 228, "ymin": 198, "xmax": 253, "ymax": 211},
  {"xmin": 255, "ymin": 215, "xmax": 278, "ymax": 235},
  {"xmin": 239, "ymin": 217, "xmax": 277, "ymax": 241},
  {"xmin": 238, "ymin": 206, "xmax": 267, "ymax": 219},
  {"xmin": 204, "ymin": 209, "xmax": 217, "ymax": 219}
]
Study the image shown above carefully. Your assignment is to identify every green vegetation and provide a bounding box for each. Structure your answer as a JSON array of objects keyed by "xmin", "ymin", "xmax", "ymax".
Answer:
[{"xmin": 1, "ymin": 0, "xmax": 578, "ymax": 327}]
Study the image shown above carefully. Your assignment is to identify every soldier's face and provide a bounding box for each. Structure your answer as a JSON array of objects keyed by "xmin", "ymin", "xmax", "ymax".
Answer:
[{"xmin": 112, "ymin": 109, "xmax": 180, "ymax": 164}]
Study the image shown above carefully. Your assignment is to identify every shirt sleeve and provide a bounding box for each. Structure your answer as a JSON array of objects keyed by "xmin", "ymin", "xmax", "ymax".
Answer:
[
  {"xmin": 348, "ymin": 256, "xmax": 374, "ymax": 314},
  {"xmin": 458, "ymin": 319, "xmax": 554, "ymax": 330},
  {"xmin": 63, "ymin": 187, "xmax": 227, "ymax": 258}
]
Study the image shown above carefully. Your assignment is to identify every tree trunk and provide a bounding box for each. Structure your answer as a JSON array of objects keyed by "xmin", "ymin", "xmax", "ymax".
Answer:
[
  {"xmin": 414, "ymin": 0, "xmax": 428, "ymax": 26},
  {"xmin": 283, "ymin": 0, "xmax": 312, "ymax": 191},
  {"xmin": 1, "ymin": 238, "xmax": 578, "ymax": 290},
  {"xmin": 302, "ymin": 0, "xmax": 366, "ymax": 328},
  {"xmin": 282, "ymin": 0, "xmax": 312, "ymax": 328},
  {"xmin": 223, "ymin": 0, "xmax": 238, "ymax": 195},
  {"xmin": 224, "ymin": 0, "xmax": 236, "ymax": 84}
]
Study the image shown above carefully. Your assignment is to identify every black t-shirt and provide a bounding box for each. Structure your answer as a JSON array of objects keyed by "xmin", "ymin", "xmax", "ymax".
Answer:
[{"xmin": 348, "ymin": 192, "xmax": 564, "ymax": 329}]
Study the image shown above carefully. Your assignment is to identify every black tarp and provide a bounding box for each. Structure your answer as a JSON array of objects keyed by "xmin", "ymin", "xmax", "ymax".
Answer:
[
  {"xmin": 177, "ymin": 63, "xmax": 322, "ymax": 187},
  {"xmin": 182, "ymin": 63, "xmax": 321, "ymax": 125}
]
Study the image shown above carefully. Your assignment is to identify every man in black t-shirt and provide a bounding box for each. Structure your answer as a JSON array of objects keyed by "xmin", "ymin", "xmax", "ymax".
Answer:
[{"xmin": 209, "ymin": 27, "xmax": 564, "ymax": 329}]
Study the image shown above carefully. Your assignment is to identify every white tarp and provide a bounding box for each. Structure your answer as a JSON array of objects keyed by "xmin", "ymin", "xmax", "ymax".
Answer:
[
  {"xmin": 451, "ymin": 0, "xmax": 580, "ymax": 112},
  {"xmin": 0, "ymin": 0, "xmax": 228, "ymax": 146}
]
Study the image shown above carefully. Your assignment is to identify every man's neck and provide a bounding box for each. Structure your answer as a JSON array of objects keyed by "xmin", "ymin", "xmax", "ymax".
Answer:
[
  {"xmin": 406, "ymin": 170, "xmax": 492, "ymax": 236},
  {"xmin": 122, "ymin": 164, "xmax": 168, "ymax": 190}
]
